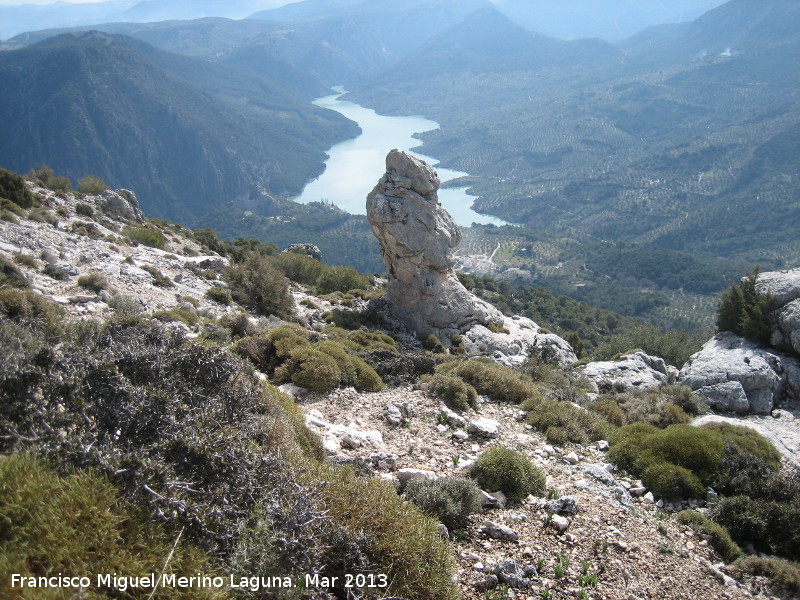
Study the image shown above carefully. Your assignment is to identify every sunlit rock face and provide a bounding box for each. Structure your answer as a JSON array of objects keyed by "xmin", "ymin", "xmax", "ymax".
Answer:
[
  {"xmin": 366, "ymin": 149, "xmax": 502, "ymax": 335},
  {"xmin": 367, "ymin": 149, "xmax": 577, "ymax": 367}
]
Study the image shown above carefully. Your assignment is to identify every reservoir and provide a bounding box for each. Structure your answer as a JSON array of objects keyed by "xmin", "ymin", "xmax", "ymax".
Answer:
[{"xmin": 293, "ymin": 88, "xmax": 508, "ymax": 227}]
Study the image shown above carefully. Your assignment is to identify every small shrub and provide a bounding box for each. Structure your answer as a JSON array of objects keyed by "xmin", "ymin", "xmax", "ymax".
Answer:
[
  {"xmin": 422, "ymin": 333, "xmax": 446, "ymax": 353},
  {"xmin": 616, "ymin": 387, "xmax": 695, "ymax": 428},
  {"xmin": 0, "ymin": 288, "xmax": 64, "ymax": 337},
  {"xmin": 122, "ymin": 225, "xmax": 167, "ymax": 249},
  {"xmin": 142, "ymin": 264, "xmax": 174, "ymax": 288},
  {"xmin": 470, "ymin": 446, "xmax": 545, "ymax": 504},
  {"xmin": 77, "ymin": 271, "xmax": 109, "ymax": 292},
  {"xmin": 587, "ymin": 397, "xmax": 626, "ymax": 427},
  {"xmin": 608, "ymin": 424, "xmax": 726, "ymax": 499},
  {"xmin": 1, "ymin": 257, "xmax": 29, "ymax": 288},
  {"xmin": 301, "ymin": 461, "xmax": 459, "ymax": 600},
  {"xmin": 77, "ymin": 174, "xmax": 109, "ymax": 194},
  {"xmin": 426, "ymin": 374, "xmax": 478, "ymax": 411},
  {"xmin": 676, "ymin": 510, "xmax": 742, "ymax": 562},
  {"xmin": 315, "ymin": 265, "xmax": 370, "ymax": 295},
  {"xmin": 701, "ymin": 422, "xmax": 782, "ymax": 470},
  {"xmin": 716, "ymin": 268, "xmax": 772, "ymax": 345},
  {"xmin": 152, "ymin": 308, "xmax": 199, "ymax": 327},
  {"xmin": 713, "ymin": 495, "xmax": 800, "ymax": 560},
  {"xmin": 275, "ymin": 251, "xmax": 324, "ymax": 286},
  {"xmin": 224, "ymin": 253, "xmax": 292, "ymax": 319},
  {"xmin": 29, "ymin": 207, "xmax": 58, "ymax": 225},
  {"xmin": 75, "ymin": 202, "xmax": 95, "ymax": 217},
  {"xmin": 452, "ymin": 359, "xmax": 536, "ymax": 404},
  {"xmin": 345, "ymin": 329, "xmax": 397, "ymax": 352},
  {"xmin": 405, "ymin": 477, "xmax": 482, "ymax": 531},
  {"xmin": 524, "ymin": 396, "xmax": 612, "ymax": 445},
  {"xmin": 12, "ymin": 253, "xmax": 38, "ymax": 269},
  {"xmin": 486, "ymin": 321, "xmax": 509, "ymax": 334},
  {"xmin": 205, "ymin": 285, "xmax": 232, "ymax": 305},
  {"xmin": 0, "ymin": 210, "xmax": 19, "ymax": 223},
  {"xmin": 642, "ymin": 462, "xmax": 704, "ymax": 501},
  {"xmin": 730, "ymin": 557, "xmax": 800, "ymax": 595},
  {"xmin": 108, "ymin": 294, "xmax": 144, "ymax": 319},
  {"xmin": 322, "ymin": 308, "xmax": 366, "ymax": 330},
  {"xmin": 0, "ymin": 167, "xmax": 34, "ymax": 208},
  {"xmin": 192, "ymin": 228, "xmax": 226, "ymax": 255},
  {"xmin": 217, "ymin": 312, "xmax": 254, "ymax": 339},
  {"xmin": 1, "ymin": 198, "xmax": 26, "ymax": 217}
]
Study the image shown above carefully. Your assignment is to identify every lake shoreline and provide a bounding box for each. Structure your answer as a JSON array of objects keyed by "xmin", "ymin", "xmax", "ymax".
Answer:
[{"xmin": 293, "ymin": 88, "xmax": 510, "ymax": 227}]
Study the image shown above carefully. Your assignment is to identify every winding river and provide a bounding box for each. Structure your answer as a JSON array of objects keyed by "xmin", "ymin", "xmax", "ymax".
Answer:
[{"xmin": 293, "ymin": 88, "xmax": 508, "ymax": 227}]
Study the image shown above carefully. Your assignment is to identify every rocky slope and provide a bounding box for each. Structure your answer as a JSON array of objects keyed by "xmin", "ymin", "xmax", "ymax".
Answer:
[{"xmin": 1, "ymin": 180, "xmax": 798, "ymax": 599}]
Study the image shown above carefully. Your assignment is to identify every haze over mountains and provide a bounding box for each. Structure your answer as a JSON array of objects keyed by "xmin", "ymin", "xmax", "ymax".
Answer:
[{"xmin": 0, "ymin": 0, "xmax": 797, "ymax": 327}]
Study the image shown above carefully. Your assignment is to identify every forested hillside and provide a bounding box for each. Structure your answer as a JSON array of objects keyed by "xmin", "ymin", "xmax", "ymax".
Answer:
[{"xmin": 0, "ymin": 31, "xmax": 356, "ymax": 222}]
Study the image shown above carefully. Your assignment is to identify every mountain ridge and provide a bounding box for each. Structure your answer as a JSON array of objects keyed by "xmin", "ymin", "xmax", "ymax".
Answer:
[{"xmin": 0, "ymin": 30, "xmax": 357, "ymax": 222}]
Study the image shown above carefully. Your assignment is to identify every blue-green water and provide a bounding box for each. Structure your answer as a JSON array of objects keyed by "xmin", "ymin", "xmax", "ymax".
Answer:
[{"xmin": 294, "ymin": 88, "xmax": 508, "ymax": 227}]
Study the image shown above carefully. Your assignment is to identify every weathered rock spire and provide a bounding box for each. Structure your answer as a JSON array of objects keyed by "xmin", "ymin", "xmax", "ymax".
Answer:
[{"xmin": 366, "ymin": 149, "xmax": 501, "ymax": 336}]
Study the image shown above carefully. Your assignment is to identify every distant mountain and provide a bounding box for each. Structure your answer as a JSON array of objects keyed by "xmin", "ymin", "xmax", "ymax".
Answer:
[
  {"xmin": 373, "ymin": 7, "xmax": 617, "ymax": 82},
  {"xmin": 620, "ymin": 0, "xmax": 800, "ymax": 66},
  {"xmin": 247, "ymin": 0, "xmax": 493, "ymax": 86},
  {"xmin": 0, "ymin": 0, "xmax": 287, "ymax": 41},
  {"xmin": 347, "ymin": 0, "xmax": 800, "ymax": 267},
  {"xmin": 492, "ymin": 0, "xmax": 726, "ymax": 42},
  {"xmin": 0, "ymin": 31, "xmax": 357, "ymax": 222}
]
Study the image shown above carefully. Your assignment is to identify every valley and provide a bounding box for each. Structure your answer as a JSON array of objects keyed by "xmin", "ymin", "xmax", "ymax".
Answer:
[{"xmin": 2, "ymin": 0, "xmax": 795, "ymax": 331}]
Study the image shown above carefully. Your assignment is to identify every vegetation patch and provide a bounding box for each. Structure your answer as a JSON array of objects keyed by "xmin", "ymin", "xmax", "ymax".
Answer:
[
  {"xmin": 77, "ymin": 271, "xmax": 109, "ymax": 292},
  {"xmin": 152, "ymin": 308, "xmax": 199, "ymax": 327},
  {"xmin": 716, "ymin": 268, "xmax": 772, "ymax": 345},
  {"xmin": 205, "ymin": 285, "xmax": 232, "ymax": 305},
  {"xmin": 608, "ymin": 424, "xmax": 725, "ymax": 500},
  {"xmin": 0, "ymin": 167, "xmax": 35, "ymax": 209},
  {"xmin": 404, "ymin": 477, "xmax": 482, "ymax": 532},
  {"xmin": 0, "ymin": 257, "xmax": 29, "ymax": 289},
  {"xmin": 142, "ymin": 264, "xmax": 174, "ymax": 288},
  {"xmin": 730, "ymin": 556, "xmax": 800, "ymax": 596},
  {"xmin": 470, "ymin": 446, "xmax": 545, "ymax": 504},
  {"xmin": 425, "ymin": 373, "xmax": 478, "ymax": 411},
  {"xmin": 676, "ymin": 510, "xmax": 742, "ymax": 562},
  {"xmin": 523, "ymin": 395, "xmax": 612, "ymax": 445},
  {"xmin": 0, "ymin": 454, "xmax": 227, "ymax": 600},
  {"xmin": 123, "ymin": 225, "xmax": 167, "ymax": 249},
  {"xmin": 447, "ymin": 359, "xmax": 536, "ymax": 404},
  {"xmin": 223, "ymin": 253, "xmax": 292, "ymax": 319}
]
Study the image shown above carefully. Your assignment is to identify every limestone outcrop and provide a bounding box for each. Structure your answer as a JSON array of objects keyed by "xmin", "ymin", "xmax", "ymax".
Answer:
[
  {"xmin": 757, "ymin": 268, "xmax": 800, "ymax": 355},
  {"xmin": 367, "ymin": 149, "xmax": 501, "ymax": 335},
  {"xmin": 578, "ymin": 352, "xmax": 676, "ymax": 394},
  {"xmin": 679, "ymin": 332, "xmax": 800, "ymax": 414},
  {"xmin": 366, "ymin": 150, "xmax": 576, "ymax": 367}
]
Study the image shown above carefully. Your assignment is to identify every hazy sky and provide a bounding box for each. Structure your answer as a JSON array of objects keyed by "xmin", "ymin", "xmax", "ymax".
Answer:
[{"xmin": 0, "ymin": 1, "xmax": 110, "ymax": 4}]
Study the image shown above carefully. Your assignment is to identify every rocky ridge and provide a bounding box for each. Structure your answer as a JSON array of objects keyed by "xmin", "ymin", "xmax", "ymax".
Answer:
[{"xmin": 1, "ymin": 182, "xmax": 797, "ymax": 599}]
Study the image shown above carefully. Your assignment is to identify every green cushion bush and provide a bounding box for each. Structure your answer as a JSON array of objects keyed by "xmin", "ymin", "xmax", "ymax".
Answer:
[
  {"xmin": 405, "ymin": 477, "xmax": 482, "ymax": 531},
  {"xmin": 426, "ymin": 373, "xmax": 478, "ymax": 411},
  {"xmin": 470, "ymin": 446, "xmax": 545, "ymax": 504},
  {"xmin": 0, "ymin": 454, "xmax": 227, "ymax": 600},
  {"xmin": 122, "ymin": 225, "xmax": 167, "ymax": 249},
  {"xmin": 0, "ymin": 167, "xmax": 34, "ymax": 209},
  {"xmin": 701, "ymin": 422, "xmax": 782, "ymax": 470},
  {"xmin": 451, "ymin": 359, "xmax": 537, "ymax": 404},
  {"xmin": 642, "ymin": 461, "xmax": 704, "ymax": 501},
  {"xmin": 523, "ymin": 396, "xmax": 613, "ymax": 445},
  {"xmin": 676, "ymin": 509, "xmax": 742, "ymax": 563}
]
